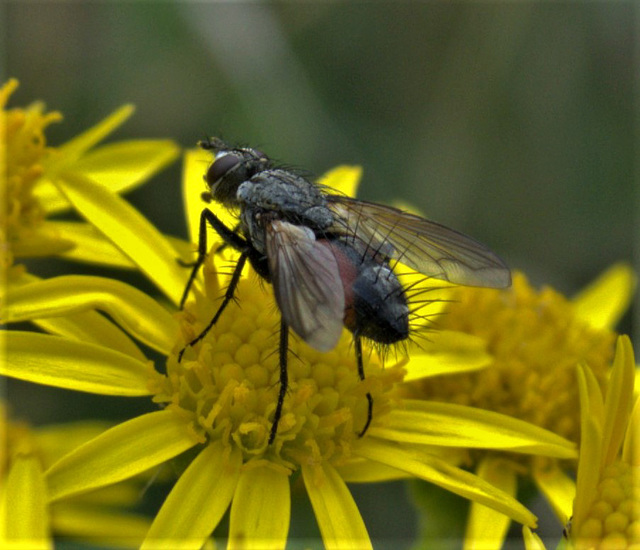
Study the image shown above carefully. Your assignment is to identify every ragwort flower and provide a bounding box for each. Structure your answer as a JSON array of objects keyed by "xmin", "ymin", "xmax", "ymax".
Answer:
[
  {"xmin": 1, "ymin": 147, "xmax": 579, "ymax": 547},
  {"xmin": 401, "ymin": 262, "xmax": 635, "ymax": 547},
  {"xmin": 0, "ymin": 78, "xmax": 179, "ymax": 285},
  {"xmin": 0, "ymin": 404, "xmax": 152, "ymax": 548}
]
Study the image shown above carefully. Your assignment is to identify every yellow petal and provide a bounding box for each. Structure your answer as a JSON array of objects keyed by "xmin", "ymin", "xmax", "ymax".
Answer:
[
  {"xmin": 40, "ymin": 139, "xmax": 179, "ymax": 216},
  {"xmin": 355, "ymin": 438, "xmax": 537, "ymax": 527},
  {"xmin": 51, "ymin": 221, "xmax": 136, "ymax": 267},
  {"xmin": 46, "ymin": 410, "xmax": 198, "ymax": 502},
  {"xmin": 183, "ymin": 148, "xmax": 213, "ymax": 245},
  {"xmin": 51, "ymin": 503, "xmax": 150, "ymax": 546},
  {"xmin": 572, "ymin": 263, "xmax": 636, "ymax": 330},
  {"xmin": 601, "ymin": 335, "xmax": 635, "ymax": 467},
  {"xmin": 34, "ymin": 421, "xmax": 111, "ymax": 468},
  {"xmin": 337, "ymin": 458, "xmax": 410, "ymax": 483},
  {"xmin": 622, "ymin": 395, "xmax": 639, "ymax": 465},
  {"xmin": 522, "ymin": 527, "xmax": 547, "ymax": 550},
  {"xmin": 3, "ymin": 275, "xmax": 178, "ymax": 355},
  {"xmin": 2, "ymin": 455, "xmax": 51, "ymax": 548},
  {"xmin": 371, "ymin": 400, "xmax": 576, "ymax": 458},
  {"xmin": 302, "ymin": 462, "xmax": 372, "ymax": 550},
  {"xmin": 53, "ymin": 170, "xmax": 188, "ymax": 305},
  {"xmin": 464, "ymin": 457, "xmax": 517, "ymax": 550},
  {"xmin": 50, "ymin": 105, "xmax": 136, "ymax": 170},
  {"xmin": 532, "ymin": 461, "xmax": 575, "ymax": 524},
  {"xmin": 8, "ymin": 272, "xmax": 144, "ymax": 361},
  {"xmin": 34, "ymin": 105, "xmax": 136, "ymax": 211},
  {"xmin": 11, "ymin": 231, "xmax": 75, "ymax": 258},
  {"xmin": 573, "ymin": 364, "xmax": 604, "ymax": 529},
  {"xmin": 0, "ymin": 331, "xmax": 152, "ymax": 396},
  {"xmin": 403, "ymin": 331, "xmax": 491, "ymax": 381},
  {"xmin": 580, "ymin": 362, "xmax": 605, "ymax": 428},
  {"xmin": 31, "ymin": 178, "xmax": 74, "ymax": 216},
  {"xmin": 142, "ymin": 441, "xmax": 242, "ymax": 549},
  {"xmin": 229, "ymin": 465, "xmax": 290, "ymax": 550},
  {"xmin": 71, "ymin": 139, "xmax": 179, "ymax": 191},
  {"xmin": 34, "ymin": 312, "xmax": 146, "ymax": 362},
  {"xmin": 316, "ymin": 165, "xmax": 362, "ymax": 197}
]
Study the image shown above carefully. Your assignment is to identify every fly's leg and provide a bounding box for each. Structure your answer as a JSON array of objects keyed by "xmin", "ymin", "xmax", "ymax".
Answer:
[
  {"xmin": 211, "ymin": 223, "xmax": 241, "ymax": 257},
  {"xmin": 354, "ymin": 334, "xmax": 373, "ymax": 437},
  {"xmin": 178, "ymin": 252, "xmax": 248, "ymax": 363},
  {"xmin": 179, "ymin": 209, "xmax": 248, "ymax": 310},
  {"xmin": 178, "ymin": 208, "xmax": 251, "ymax": 362},
  {"xmin": 269, "ymin": 318, "xmax": 289, "ymax": 445},
  {"xmin": 179, "ymin": 208, "xmax": 211, "ymax": 309}
]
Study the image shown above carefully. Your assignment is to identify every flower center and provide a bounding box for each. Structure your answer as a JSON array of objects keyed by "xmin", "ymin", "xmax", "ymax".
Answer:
[
  {"xmin": 403, "ymin": 272, "xmax": 616, "ymax": 466},
  {"xmin": 1, "ymin": 79, "xmax": 62, "ymax": 272},
  {"xmin": 160, "ymin": 254, "xmax": 404, "ymax": 469}
]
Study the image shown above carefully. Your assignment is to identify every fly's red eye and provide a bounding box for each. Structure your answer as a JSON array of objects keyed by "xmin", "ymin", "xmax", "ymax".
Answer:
[{"xmin": 206, "ymin": 154, "xmax": 240, "ymax": 185}]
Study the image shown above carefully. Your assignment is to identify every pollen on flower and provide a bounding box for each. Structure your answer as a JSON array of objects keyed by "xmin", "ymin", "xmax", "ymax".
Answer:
[
  {"xmin": 572, "ymin": 460, "xmax": 640, "ymax": 548},
  {"xmin": 402, "ymin": 272, "xmax": 616, "ymax": 470},
  {"xmin": 1, "ymin": 78, "xmax": 64, "ymax": 273},
  {"xmin": 157, "ymin": 257, "xmax": 404, "ymax": 469}
]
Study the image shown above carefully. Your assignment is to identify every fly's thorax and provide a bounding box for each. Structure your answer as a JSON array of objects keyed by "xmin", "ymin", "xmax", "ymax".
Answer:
[{"xmin": 237, "ymin": 170, "xmax": 334, "ymax": 230}]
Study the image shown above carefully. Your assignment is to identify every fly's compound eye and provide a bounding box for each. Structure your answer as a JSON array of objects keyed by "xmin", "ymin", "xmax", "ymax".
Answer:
[{"xmin": 206, "ymin": 154, "xmax": 240, "ymax": 186}]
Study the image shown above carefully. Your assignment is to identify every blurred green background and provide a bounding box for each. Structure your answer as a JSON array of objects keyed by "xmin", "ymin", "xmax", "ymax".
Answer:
[{"xmin": 4, "ymin": 2, "xmax": 636, "ymax": 547}]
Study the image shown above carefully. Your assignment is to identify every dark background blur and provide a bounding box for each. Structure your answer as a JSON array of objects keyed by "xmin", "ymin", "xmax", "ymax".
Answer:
[{"xmin": 3, "ymin": 2, "xmax": 637, "ymax": 547}]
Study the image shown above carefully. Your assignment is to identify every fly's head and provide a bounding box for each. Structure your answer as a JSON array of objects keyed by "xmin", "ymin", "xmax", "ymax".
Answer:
[{"xmin": 200, "ymin": 137, "xmax": 272, "ymax": 207}]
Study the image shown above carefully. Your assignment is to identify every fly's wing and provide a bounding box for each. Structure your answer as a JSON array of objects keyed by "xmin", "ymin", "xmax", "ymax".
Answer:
[
  {"xmin": 326, "ymin": 195, "xmax": 511, "ymax": 288},
  {"xmin": 265, "ymin": 220, "xmax": 345, "ymax": 352}
]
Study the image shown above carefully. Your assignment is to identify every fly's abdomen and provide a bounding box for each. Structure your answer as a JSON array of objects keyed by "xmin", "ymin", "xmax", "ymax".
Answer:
[
  {"xmin": 348, "ymin": 262, "xmax": 409, "ymax": 344},
  {"xmin": 318, "ymin": 239, "xmax": 410, "ymax": 345}
]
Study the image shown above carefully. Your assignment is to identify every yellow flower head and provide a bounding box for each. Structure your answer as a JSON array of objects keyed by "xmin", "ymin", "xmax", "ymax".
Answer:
[
  {"xmin": 0, "ymin": 78, "xmax": 179, "ymax": 285},
  {"xmin": 1, "ymin": 79, "xmax": 65, "ymax": 272},
  {"xmin": 403, "ymin": 269, "xmax": 632, "ymax": 470}
]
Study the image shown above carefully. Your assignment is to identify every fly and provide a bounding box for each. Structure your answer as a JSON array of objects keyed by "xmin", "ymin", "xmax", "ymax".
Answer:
[{"xmin": 179, "ymin": 137, "xmax": 511, "ymax": 444}]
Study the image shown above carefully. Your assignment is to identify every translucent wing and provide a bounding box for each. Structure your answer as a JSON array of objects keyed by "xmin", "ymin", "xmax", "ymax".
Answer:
[
  {"xmin": 265, "ymin": 220, "xmax": 345, "ymax": 351},
  {"xmin": 326, "ymin": 195, "xmax": 511, "ymax": 288}
]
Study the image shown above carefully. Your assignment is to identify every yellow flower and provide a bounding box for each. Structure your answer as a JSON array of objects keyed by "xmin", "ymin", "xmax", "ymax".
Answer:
[
  {"xmin": 0, "ymin": 147, "xmax": 580, "ymax": 547},
  {"xmin": 0, "ymin": 78, "xmax": 179, "ymax": 284},
  {"xmin": 401, "ymin": 263, "xmax": 635, "ymax": 548},
  {"xmin": 567, "ymin": 335, "xmax": 639, "ymax": 549},
  {"xmin": 0, "ymin": 404, "xmax": 152, "ymax": 548}
]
